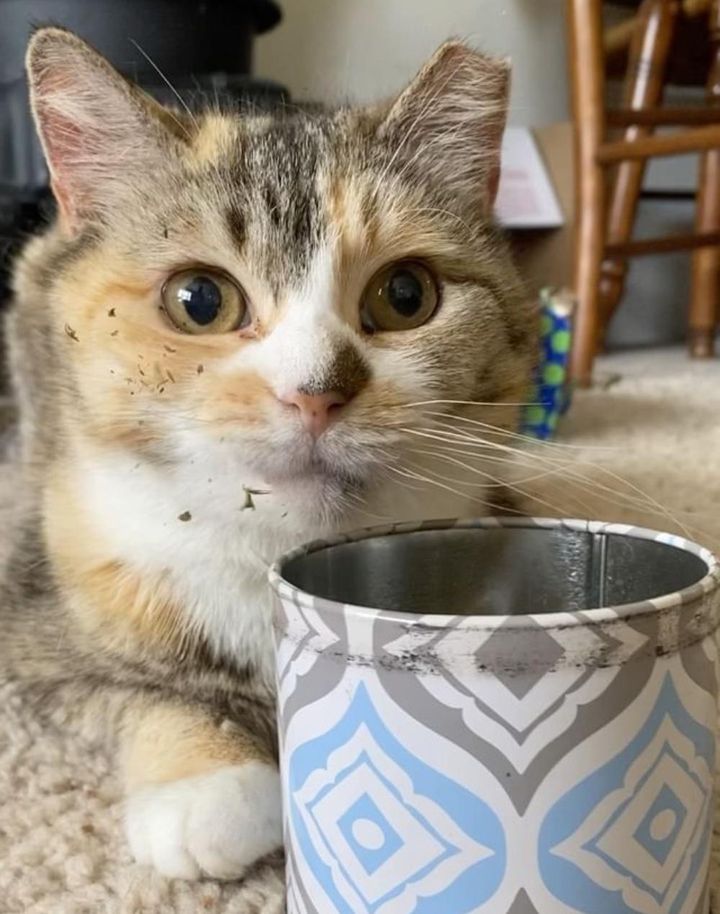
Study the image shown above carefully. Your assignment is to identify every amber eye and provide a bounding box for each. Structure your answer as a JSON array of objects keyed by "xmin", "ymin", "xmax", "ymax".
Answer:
[
  {"xmin": 360, "ymin": 261, "xmax": 440, "ymax": 332},
  {"xmin": 162, "ymin": 269, "xmax": 249, "ymax": 334}
]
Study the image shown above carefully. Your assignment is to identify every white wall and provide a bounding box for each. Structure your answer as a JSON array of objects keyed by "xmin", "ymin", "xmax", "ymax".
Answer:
[{"xmin": 256, "ymin": 0, "xmax": 570, "ymax": 127}]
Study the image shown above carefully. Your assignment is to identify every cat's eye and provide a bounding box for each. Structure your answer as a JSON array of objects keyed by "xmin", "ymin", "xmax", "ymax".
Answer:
[
  {"xmin": 360, "ymin": 261, "xmax": 440, "ymax": 332},
  {"xmin": 162, "ymin": 269, "xmax": 249, "ymax": 334}
]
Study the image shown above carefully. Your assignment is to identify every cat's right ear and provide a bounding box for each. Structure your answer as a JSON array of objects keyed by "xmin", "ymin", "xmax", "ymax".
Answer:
[{"xmin": 26, "ymin": 27, "xmax": 189, "ymax": 233}]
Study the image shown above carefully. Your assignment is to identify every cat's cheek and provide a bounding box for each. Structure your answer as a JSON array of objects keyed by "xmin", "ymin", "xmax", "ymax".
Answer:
[{"xmin": 124, "ymin": 762, "xmax": 282, "ymax": 880}]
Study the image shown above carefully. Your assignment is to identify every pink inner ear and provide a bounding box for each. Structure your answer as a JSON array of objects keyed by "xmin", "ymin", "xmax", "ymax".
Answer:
[
  {"xmin": 34, "ymin": 68, "xmax": 101, "ymax": 227},
  {"xmin": 45, "ymin": 121, "xmax": 90, "ymax": 227},
  {"xmin": 28, "ymin": 32, "xmax": 168, "ymax": 232}
]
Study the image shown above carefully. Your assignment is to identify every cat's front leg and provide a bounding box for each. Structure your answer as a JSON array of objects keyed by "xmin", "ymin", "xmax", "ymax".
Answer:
[{"xmin": 121, "ymin": 701, "xmax": 282, "ymax": 880}]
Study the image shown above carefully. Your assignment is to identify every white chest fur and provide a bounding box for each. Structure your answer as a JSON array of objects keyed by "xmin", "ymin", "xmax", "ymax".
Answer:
[
  {"xmin": 73, "ymin": 433, "xmax": 475, "ymax": 689},
  {"xmin": 74, "ymin": 447, "xmax": 330, "ymax": 688}
]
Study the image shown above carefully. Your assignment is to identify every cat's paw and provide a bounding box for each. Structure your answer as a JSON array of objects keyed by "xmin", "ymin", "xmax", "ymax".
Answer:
[{"xmin": 125, "ymin": 761, "xmax": 282, "ymax": 880}]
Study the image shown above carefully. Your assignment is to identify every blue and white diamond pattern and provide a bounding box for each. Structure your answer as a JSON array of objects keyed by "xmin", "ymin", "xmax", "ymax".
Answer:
[
  {"xmin": 540, "ymin": 672, "xmax": 715, "ymax": 914},
  {"xmin": 632, "ymin": 783, "xmax": 688, "ymax": 867},
  {"xmin": 301, "ymin": 744, "xmax": 471, "ymax": 909},
  {"xmin": 287, "ymin": 681, "xmax": 506, "ymax": 914},
  {"xmin": 335, "ymin": 790, "xmax": 405, "ymax": 876}
]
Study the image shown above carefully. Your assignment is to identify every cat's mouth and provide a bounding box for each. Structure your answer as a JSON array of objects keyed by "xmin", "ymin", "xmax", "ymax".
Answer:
[
  {"xmin": 262, "ymin": 452, "xmax": 365, "ymax": 489},
  {"xmin": 248, "ymin": 431, "xmax": 381, "ymax": 491},
  {"xmin": 222, "ymin": 419, "xmax": 395, "ymax": 497}
]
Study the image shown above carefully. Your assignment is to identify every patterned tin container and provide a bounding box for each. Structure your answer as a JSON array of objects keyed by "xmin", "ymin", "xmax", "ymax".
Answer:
[{"xmin": 269, "ymin": 518, "xmax": 720, "ymax": 914}]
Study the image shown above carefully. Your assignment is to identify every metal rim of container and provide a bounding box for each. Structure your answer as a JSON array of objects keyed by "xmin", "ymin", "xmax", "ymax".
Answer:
[{"xmin": 269, "ymin": 516, "xmax": 720, "ymax": 632}]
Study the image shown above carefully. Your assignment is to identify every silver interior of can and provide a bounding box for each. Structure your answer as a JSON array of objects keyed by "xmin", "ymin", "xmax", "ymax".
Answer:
[{"xmin": 281, "ymin": 527, "xmax": 709, "ymax": 616}]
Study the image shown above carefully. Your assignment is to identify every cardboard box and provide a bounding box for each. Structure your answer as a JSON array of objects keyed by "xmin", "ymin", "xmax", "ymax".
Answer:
[{"xmin": 497, "ymin": 123, "xmax": 576, "ymax": 296}]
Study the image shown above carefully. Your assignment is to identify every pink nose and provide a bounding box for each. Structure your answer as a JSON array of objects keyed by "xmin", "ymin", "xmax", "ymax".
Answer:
[{"xmin": 280, "ymin": 390, "xmax": 347, "ymax": 437}]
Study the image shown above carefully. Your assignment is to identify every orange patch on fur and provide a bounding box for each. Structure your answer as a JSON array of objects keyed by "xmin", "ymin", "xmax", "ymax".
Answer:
[
  {"xmin": 327, "ymin": 170, "xmax": 479, "ymax": 291},
  {"xmin": 54, "ymin": 249, "xmax": 265, "ymax": 448},
  {"xmin": 79, "ymin": 559, "xmax": 187, "ymax": 648},
  {"xmin": 189, "ymin": 114, "xmax": 238, "ymax": 167},
  {"xmin": 122, "ymin": 704, "xmax": 270, "ymax": 789},
  {"xmin": 326, "ymin": 174, "xmax": 372, "ymax": 273},
  {"xmin": 45, "ymin": 470, "xmax": 191, "ymax": 656},
  {"xmin": 194, "ymin": 371, "xmax": 275, "ymax": 428},
  {"xmin": 88, "ymin": 415, "xmax": 164, "ymax": 454}
]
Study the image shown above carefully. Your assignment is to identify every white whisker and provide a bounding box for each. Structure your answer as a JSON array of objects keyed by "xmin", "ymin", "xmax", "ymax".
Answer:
[{"xmin": 129, "ymin": 40, "xmax": 198, "ymax": 131}]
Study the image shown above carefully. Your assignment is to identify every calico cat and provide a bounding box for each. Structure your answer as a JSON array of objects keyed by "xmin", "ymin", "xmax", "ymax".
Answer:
[{"xmin": 1, "ymin": 27, "xmax": 534, "ymax": 880}]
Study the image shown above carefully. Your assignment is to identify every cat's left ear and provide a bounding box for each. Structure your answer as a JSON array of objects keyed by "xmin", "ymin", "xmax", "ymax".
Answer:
[
  {"xmin": 379, "ymin": 42, "xmax": 510, "ymax": 214},
  {"xmin": 26, "ymin": 27, "xmax": 189, "ymax": 233}
]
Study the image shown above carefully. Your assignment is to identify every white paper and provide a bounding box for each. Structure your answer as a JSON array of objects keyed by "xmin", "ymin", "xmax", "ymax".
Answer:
[{"xmin": 495, "ymin": 126, "xmax": 565, "ymax": 229}]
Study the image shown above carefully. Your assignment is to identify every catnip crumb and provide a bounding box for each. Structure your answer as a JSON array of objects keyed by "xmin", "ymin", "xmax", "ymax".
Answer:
[
  {"xmin": 163, "ymin": 226, "xmax": 169, "ymax": 239},
  {"xmin": 64, "ymin": 324, "xmax": 79, "ymax": 342},
  {"xmin": 178, "ymin": 511, "xmax": 192, "ymax": 522},
  {"xmin": 110, "ymin": 330, "xmax": 118, "ymax": 337},
  {"xmin": 108, "ymin": 308, "xmax": 116, "ymax": 317},
  {"xmin": 166, "ymin": 369, "xmax": 176, "ymax": 383},
  {"xmin": 197, "ymin": 364, "xmax": 204, "ymax": 374},
  {"xmin": 241, "ymin": 486, "xmax": 270, "ymax": 511},
  {"xmin": 163, "ymin": 344, "xmax": 176, "ymax": 353}
]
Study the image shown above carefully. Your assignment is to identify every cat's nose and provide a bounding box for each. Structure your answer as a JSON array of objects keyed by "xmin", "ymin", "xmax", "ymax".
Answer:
[{"xmin": 280, "ymin": 390, "xmax": 348, "ymax": 437}]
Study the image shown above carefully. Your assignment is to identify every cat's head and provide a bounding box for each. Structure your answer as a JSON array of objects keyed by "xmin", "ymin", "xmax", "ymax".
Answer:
[{"xmin": 22, "ymin": 28, "xmax": 533, "ymax": 529}]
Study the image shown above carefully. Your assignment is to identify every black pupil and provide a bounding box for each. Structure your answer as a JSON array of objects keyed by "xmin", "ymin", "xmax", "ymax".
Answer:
[
  {"xmin": 180, "ymin": 276, "xmax": 222, "ymax": 326},
  {"xmin": 387, "ymin": 269, "xmax": 424, "ymax": 316}
]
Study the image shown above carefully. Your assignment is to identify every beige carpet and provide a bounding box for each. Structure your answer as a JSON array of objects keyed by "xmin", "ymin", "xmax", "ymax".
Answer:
[{"xmin": 2, "ymin": 346, "xmax": 720, "ymax": 913}]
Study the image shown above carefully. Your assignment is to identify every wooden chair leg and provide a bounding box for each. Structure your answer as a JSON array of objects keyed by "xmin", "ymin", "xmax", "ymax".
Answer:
[
  {"xmin": 568, "ymin": 0, "xmax": 606, "ymax": 386},
  {"xmin": 598, "ymin": 0, "xmax": 679, "ymax": 342},
  {"xmin": 689, "ymin": 0, "xmax": 720, "ymax": 358}
]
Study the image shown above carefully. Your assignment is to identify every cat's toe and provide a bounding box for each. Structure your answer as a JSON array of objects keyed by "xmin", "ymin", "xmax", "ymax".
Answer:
[
  {"xmin": 126, "ymin": 778, "xmax": 202, "ymax": 878},
  {"xmin": 125, "ymin": 761, "xmax": 282, "ymax": 880},
  {"xmin": 186, "ymin": 763, "xmax": 283, "ymax": 879}
]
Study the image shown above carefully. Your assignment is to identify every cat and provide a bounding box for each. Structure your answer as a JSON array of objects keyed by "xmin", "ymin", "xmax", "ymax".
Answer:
[{"xmin": 0, "ymin": 27, "xmax": 534, "ymax": 880}]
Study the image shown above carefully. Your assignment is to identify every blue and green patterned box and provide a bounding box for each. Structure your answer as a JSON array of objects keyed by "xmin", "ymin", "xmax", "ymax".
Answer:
[{"xmin": 520, "ymin": 287, "xmax": 575, "ymax": 440}]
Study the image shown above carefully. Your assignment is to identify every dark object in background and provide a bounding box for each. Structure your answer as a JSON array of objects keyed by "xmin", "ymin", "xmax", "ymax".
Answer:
[
  {"xmin": 0, "ymin": 0, "xmax": 286, "ymax": 332},
  {"xmin": 0, "ymin": 184, "xmax": 54, "ymax": 391}
]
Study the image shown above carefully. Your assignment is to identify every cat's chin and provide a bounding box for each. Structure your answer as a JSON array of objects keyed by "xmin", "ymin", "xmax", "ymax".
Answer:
[
  {"xmin": 249, "ymin": 438, "xmax": 376, "ymax": 492},
  {"xmin": 256, "ymin": 453, "xmax": 372, "ymax": 526},
  {"xmin": 256, "ymin": 469, "xmax": 361, "ymax": 532},
  {"xmin": 262, "ymin": 461, "xmax": 364, "ymax": 495}
]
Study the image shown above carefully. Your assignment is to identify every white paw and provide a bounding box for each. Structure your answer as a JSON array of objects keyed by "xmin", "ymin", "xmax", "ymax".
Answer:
[{"xmin": 125, "ymin": 762, "xmax": 282, "ymax": 880}]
